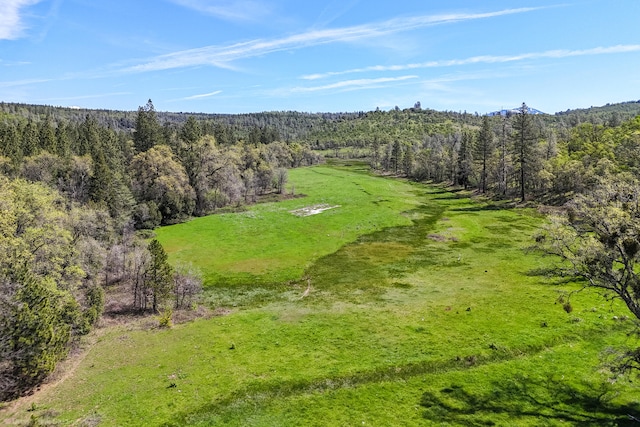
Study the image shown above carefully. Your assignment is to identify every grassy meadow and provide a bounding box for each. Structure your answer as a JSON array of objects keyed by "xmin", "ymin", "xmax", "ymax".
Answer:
[{"xmin": 3, "ymin": 163, "xmax": 640, "ymax": 426}]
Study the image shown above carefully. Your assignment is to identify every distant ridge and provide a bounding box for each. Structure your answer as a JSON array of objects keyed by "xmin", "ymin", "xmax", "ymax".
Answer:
[{"xmin": 487, "ymin": 106, "xmax": 546, "ymax": 116}]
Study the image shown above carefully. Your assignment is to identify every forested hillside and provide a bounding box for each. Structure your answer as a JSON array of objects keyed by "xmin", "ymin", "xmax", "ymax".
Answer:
[
  {"xmin": 0, "ymin": 99, "xmax": 321, "ymax": 400},
  {"xmin": 2, "ymin": 98, "xmax": 640, "ymax": 401}
]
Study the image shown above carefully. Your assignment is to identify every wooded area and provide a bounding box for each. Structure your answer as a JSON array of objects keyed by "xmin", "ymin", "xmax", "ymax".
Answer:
[{"xmin": 2, "ymin": 98, "xmax": 640, "ymax": 400}]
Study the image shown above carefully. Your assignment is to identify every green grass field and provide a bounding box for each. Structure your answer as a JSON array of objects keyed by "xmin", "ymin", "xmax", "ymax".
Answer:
[{"xmin": 3, "ymin": 163, "xmax": 640, "ymax": 426}]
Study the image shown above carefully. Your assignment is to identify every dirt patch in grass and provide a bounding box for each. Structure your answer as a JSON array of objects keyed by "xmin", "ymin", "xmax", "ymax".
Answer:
[{"xmin": 290, "ymin": 204, "xmax": 340, "ymax": 217}]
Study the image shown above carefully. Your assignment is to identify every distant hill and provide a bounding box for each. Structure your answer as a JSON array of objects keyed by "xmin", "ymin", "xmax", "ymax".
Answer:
[
  {"xmin": 555, "ymin": 100, "xmax": 640, "ymax": 116},
  {"xmin": 487, "ymin": 106, "xmax": 546, "ymax": 116},
  {"xmin": 2, "ymin": 100, "xmax": 640, "ymax": 147}
]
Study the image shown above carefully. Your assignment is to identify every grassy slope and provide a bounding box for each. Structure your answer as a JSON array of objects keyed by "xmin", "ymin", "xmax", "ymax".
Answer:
[{"xmin": 3, "ymin": 164, "xmax": 640, "ymax": 426}]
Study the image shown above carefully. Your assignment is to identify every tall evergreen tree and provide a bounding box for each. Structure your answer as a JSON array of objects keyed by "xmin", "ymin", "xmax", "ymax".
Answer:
[
  {"xmin": 22, "ymin": 119, "xmax": 39, "ymax": 157},
  {"xmin": 403, "ymin": 143, "xmax": 414, "ymax": 176},
  {"xmin": 475, "ymin": 115, "xmax": 494, "ymax": 193},
  {"xmin": 133, "ymin": 99, "xmax": 162, "ymax": 153},
  {"xmin": 146, "ymin": 239, "xmax": 173, "ymax": 313},
  {"xmin": 456, "ymin": 130, "xmax": 474, "ymax": 189},
  {"xmin": 391, "ymin": 140, "xmax": 402, "ymax": 173},
  {"xmin": 77, "ymin": 115, "xmax": 101, "ymax": 157},
  {"xmin": 39, "ymin": 115, "xmax": 57, "ymax": 154},
  {"xmin": 55, "ymin": 122, "xmax": 71, "ymax": 158},
  {"xmin": 512, "ymin": 103, "xmax": 538, "ymax": 201},
  {"xmin": 89, "ymin": 149, "xmax": 112, "ymax": 207},
  {"xmin": 0, "ymin": 122, "xmax": 22, "ymax": 165},
  {"xmin": 498, "ymin": 115, "xmax": 511, "ymax": 196}
]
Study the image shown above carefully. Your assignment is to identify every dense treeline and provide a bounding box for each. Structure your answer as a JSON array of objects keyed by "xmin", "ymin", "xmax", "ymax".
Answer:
[
  {"xmin": 371, "ymin": 103, "xmax": 640, "ymax": 203},
  {"xmin": 0, "ymin": 99, "xmax": 320, "ymax": 400},
  {"xmin": 4, "ymin": 100, "xmax": 639, "ymax": 149},
  {"xmin": 0, "ymin": 100, "xmax": 322, "ymax": 226}
]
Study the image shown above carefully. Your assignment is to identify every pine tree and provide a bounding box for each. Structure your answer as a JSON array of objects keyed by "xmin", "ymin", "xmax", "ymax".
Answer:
[
  {"xmin": 475, "ymin": 115, "xmax": 494, "ymax": 193},
  {"xmin": 39, "ymin": 116, "xmax": 57, "ymax": 154},
  {"xmin": 133, "ymin": 99, "xmax": 161, "ymax": 153},
  {"xmin": 391, "ymin": 140, "xmax": 402, "ymax": 173},
  {"xmin": 146, "ymin": 239, "xmax": 174, "ymax": 313},
  {"xmin": 55, "ymin": 122, "xmax": 71, "ymax": 158},
  {"xmin": 89, "ymin": 149, "xmax": 112, "ymax": 207},
  {"xmin": 456, "ymin": 130, "xmax": 474, "ymax": 189},
  {"xmin": 403, "ymin": 143, "xmax": 414, "ymax": 176},
  {"xmin": 512, "ymin": 103, "xmax": 538, "ymax": 201},
  {"xmin": 22, "ymin": 119, "xmax": 39, "ymax": 157}
]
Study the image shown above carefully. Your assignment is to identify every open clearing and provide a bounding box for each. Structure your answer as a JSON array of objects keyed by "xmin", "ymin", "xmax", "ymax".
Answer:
[{"xmin": 3, "ymin": 163, "xmax": 640, "ymax": 426}]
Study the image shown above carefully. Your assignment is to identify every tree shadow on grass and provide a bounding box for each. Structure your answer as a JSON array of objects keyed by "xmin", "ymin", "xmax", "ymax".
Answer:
[
  {"xmin": 449, "ymin": 202, "xmax": 518, "ymax": 212},
  {"xmin": 524, "ymin": 267, "xmax": 584, "ymax": 286},
  {"xmin": 420, "ymin": 374, "xmax": 640, "ymax": 426}
]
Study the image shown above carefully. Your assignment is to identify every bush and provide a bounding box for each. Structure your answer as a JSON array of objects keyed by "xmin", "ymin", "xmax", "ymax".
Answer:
[{"xmin": 158, "ymin": 308, "xmax": 173, "ymax": 328}]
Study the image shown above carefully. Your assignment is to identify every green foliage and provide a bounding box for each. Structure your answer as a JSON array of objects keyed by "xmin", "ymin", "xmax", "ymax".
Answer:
[
  {"xmin": 0, "ymin": 177, "xmax": 112, "ymax": 400},
  {"xmin": 157, "ymin": 308, "xmax": 173, "ymax": 328},
  {"xmin": 130, "ymin": 145, "xmax": 195, "ymax": 225},
  {"xmin": 537, "ymin": 176, "xmax": 640, "ymax": 321},
  {"xmin": 133, "ymin": 99, "xmax": 163, "ymax": 152},
  {"xmin": 17, "ymin": 274, "xmax": 76, "ymax": 368},
  {"xmin": 146, "ymin": 239, "xmax": 174, "ymax": 313},
  {"xmin": 83, "ymin": 283, "xmax": 105, "ymax": 328},
  {"xmin": 12, "ymin": 165, "xmax": 640, "ymax": 426}
]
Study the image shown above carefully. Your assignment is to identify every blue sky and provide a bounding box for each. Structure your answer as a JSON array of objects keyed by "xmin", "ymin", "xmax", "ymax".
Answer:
[{"xmin": 1, "ymin": 0, "xmax": 639, "ymax": 114}]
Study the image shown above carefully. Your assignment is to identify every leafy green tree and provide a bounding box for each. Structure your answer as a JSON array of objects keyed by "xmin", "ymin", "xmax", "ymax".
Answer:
[
  {"xmin": 0, "ymin": 270, "xmax": 80, "ymax": 400},
  {"xmin": 537, "ymin": 177, "xmax": 640, "ymax": 319},
  {"xmin": 21, "ymin": 151, "xmax": 63, "ymax": 187},
  {"xmin": 536, "ymin": 177, "xmax": 640, "ymax": 373},
  {"xmin": 0, "ymin": 178, "xmax": 91, "ymax": 400},
  {"xmin": 176, "ymin": 118, "xmax": 210, "ymax": 214},
  {"xmin": 255, "ymin": 162, "xmax": 274, "ymax": 194},
  {"xmin": 130, "ymin": 145, "xmax": 195, "ymax": 225}
]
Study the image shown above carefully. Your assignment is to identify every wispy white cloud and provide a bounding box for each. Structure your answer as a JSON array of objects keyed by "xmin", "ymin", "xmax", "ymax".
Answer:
[
  {"xmin": 124, "ymin": 7, "xmax": 543, "ymax": 73},
  {"xmin": 169, "ymin": 0, "xmax": 273, "ymax": 22},
  {"xmin": 182, "ymin": 90, "xmax": 222, "ymax": 100},
  {"xmin": 37, "ymin": 92, "xmax": 131, "ymax": 102},
  {"xmin": 0, "ymin": 59, "xmax": 31, "ymax": 66},
  {"xmin": 0, "ymin": 77, "xmax": 54, "ymax": 87},
  {"xmin": 302, "ymin": 44, "xmax": 640, "ymax": 80},
  {"xmin": 0, "ymin": 0, "xmax": 42, "ymax": 40},
  {"xmin": 289, "ymin": 75, "xmax": 418, "ymax": 94}
]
